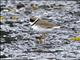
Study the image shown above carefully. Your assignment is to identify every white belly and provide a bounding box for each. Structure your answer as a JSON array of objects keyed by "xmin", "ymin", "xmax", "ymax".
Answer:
[
  {"xmin": 31, "ymin": 25, "xmax": 60, "ymax": 33},
  {"xmin": 30, "ymin": 22, "xmax": 61, "ymax": 32}
]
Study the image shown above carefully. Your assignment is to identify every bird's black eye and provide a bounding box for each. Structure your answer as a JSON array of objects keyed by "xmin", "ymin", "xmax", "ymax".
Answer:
[{"xmin": 30, "ymin": 18, "xmax": 35, "ymax": 22}]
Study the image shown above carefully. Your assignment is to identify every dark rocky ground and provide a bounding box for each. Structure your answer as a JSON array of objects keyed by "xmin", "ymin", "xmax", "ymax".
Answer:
[{"xmin": 0, "ymin": 0, "xmax": 80, "ymax": 60}]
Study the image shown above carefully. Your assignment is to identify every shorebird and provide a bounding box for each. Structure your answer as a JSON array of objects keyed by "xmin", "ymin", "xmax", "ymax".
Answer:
[
  {"xmin": 29, "ymin": 16, "xmax": 61, "ymax": 44},
  {"xmin": 30, "ymin": 16, "xmax": 61, "ymax": 32}
]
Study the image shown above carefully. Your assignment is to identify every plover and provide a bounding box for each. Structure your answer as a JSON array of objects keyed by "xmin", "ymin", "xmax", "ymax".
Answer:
[
  {"xmin": 29, "ymin": 16, "xmax": 61, "ymax": 44},
  {"xmin": 30, "ymin": 16, "xmax": 61, "ymax": 33}
]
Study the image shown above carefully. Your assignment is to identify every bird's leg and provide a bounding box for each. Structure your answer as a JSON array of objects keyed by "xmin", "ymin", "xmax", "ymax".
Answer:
[
  {"xmin": 41, "ymin": 32, "xmax": 48, "ymax": 44},
  {"xmin": 36, "ymin": 33, "xmax": 48, "ymax": 44}
]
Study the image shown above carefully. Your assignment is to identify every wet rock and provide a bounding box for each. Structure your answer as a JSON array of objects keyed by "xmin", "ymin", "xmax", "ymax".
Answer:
[
  {"xmin": 43, "ymin": 44, "xmax": 52, "ymax": 48},
  {"xmin": 5, "ymin": 21, "xmax": 14, "ymax": 27},
  {"xmin": 74, "ymin": 11, "xmax": 80, "ymax": 16},
  {"xmin": 76, "ymin": 1, "xmax": 80, "ymax": 4},
  {"xmin": 0, "ymin": 55, "xmax": 7, "ymax": 58},
  {"xmin": 16, "ymin": 2, "xmax": 25, "ymax": 9},
  {"xmin": 0, "ymin": 37, "xmax": 17, "ymax": 44},
  {"xmin": 0, "ymin": 5, "xmax": 6, "ymax": 7},
  {"xmin": 0, "ymin": 22, "xmax": 4, "ymax": 25},
  {"xmin": 0, "ymin": 5, "xmax": 6, "ymax": 12},
  {"xmin": 39, "ymin": 5, "xmax": 50, "ymax": 9},
  {"xmin": 24, "ymin": 10, "xmax": 32, "ymax": 15},
  {"xmin": 0, "ymin": 30, "xmax": 9, "ymax": 36},
  {"xmin": 0, "ymin": 7, "xmax": 4, "ymax": 12}
]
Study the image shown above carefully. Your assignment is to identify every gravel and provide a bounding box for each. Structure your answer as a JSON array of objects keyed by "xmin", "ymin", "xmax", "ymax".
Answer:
[{"xmin": 0, "ymin": 0, "xmax": 80, "ymax": 60}]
